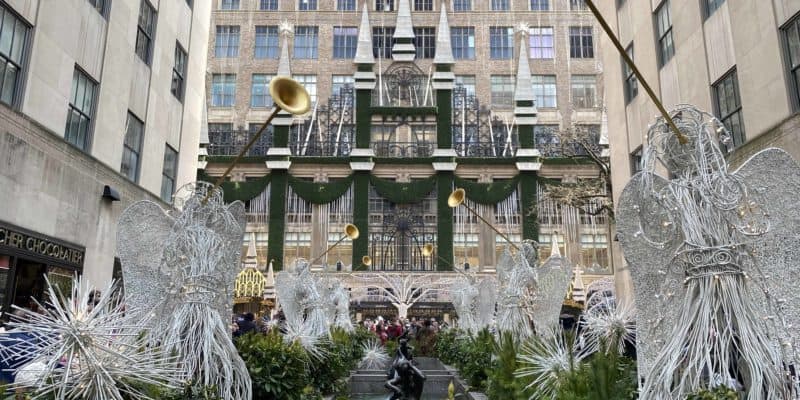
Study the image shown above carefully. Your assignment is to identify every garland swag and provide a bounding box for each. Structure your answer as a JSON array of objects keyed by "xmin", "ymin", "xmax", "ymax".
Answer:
[
  {"xmin": 287, "ymin": 174, "xmax": 354, "ymax": 205},
  {"xmin": 369, "ymin": 175, "xmax": 437, "ymax": 204},
  {"xmin": 453, "ymin": 176, "xmax": 520, "ymax": 205},
  {"xmin": 196, "ymin": 170, "xmax": 271, "ymax": 203}
]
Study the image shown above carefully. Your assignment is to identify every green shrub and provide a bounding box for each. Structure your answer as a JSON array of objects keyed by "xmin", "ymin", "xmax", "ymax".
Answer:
[
  {"xmin": 235, "ymin": 331, "xmax": 311, "ymax": 400},
  {"xmin": 309, "ymin": 329, "xmax": 360, "ymax": 396},
  {"xmin": 686, "ymin": 387, "xmax": 739, "ymax": 400},
  {"xmin": 553, "ymin": 348, "xmax": 638, "ymax": 400},
  {"xmin": 458, "ymin": 329, "xmax": 495, "ymax": 391},
  {"xmin": 486, "ymin": 333, "xmax": 525, "ymax": 400},
  {"xmin": 434, "ymin": 329, "xmax": 463, "ymax": 366}
]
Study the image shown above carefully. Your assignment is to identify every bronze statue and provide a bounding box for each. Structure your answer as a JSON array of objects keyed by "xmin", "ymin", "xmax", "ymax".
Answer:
[{"xmin": 385, "ymin": 339, "xmax": 425, "ymax": 400}]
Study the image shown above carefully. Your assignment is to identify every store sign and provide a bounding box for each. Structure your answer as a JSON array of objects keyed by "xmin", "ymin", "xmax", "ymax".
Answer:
[{"xmin": 0, "ymin": 223, "xmax": 85, "ymax": 268}]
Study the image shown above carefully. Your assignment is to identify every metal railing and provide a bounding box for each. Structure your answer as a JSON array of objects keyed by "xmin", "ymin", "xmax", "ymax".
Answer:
[{"xmin": 372, "ymin": 141, "xmax": 435, "ymax": 158}]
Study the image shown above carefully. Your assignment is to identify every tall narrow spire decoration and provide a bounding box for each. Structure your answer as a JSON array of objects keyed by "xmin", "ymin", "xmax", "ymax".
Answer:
[
  {"xmin": 433, "ymin": 3, "xmax": 454, "ymax": 65},
  {"xmin": 514, "ymin": 25, "xmax": 534, "ymax": 104},
  {"xmin": 354, "ymin": 2, "xmax": 375, "ymax": 64},
  {"xmin": 392, "ymin": 0, "xmax": 416, "ymax": 61},
  {"xmin": 277, "ymin": 21, "xmax": 293, "ymax": 77}
]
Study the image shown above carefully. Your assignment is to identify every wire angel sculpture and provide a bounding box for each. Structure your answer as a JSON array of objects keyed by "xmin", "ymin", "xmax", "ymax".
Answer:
[
  {"xmin": 526, "ymin": 236, "xmax": 574, "ymax": 336},
  {"xmin": 322, "ymin": 277, "xmax": 354, "ymax": 332},
  {"xmin": 116, "ymin": 182, "xmax": 252, "ymax": 400},
  {"xmin": 0, "ymin": 275, "xmax": 178, "ymax": 400},
  {"xmin": 616, "ymin": 105, "xmax": 800, "ymax": 399},
  {"xmin": 449, "ymin": 272, "xmax": 497, "ymax": 335},
  {"xmin": 275, "ymin": 259, "xmax": 330, "ymax": 338}
]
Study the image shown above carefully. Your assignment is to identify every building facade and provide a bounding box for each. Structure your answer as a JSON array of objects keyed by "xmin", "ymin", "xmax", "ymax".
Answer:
[
  {"xmin": 204, "ymin": 0, "xmax": 614, "ymax": 318},
  {"xmin": 0, "ymin": 0, "xmax": 211, "ymax": 311},
  {"xmin": 598, "ymin": 0, "xmax": 800, "ymax": 301}
]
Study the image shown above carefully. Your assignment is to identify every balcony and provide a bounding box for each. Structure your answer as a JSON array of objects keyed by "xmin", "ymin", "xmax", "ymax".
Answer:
[
  {"xmin": 372, "ymin": 141, "xmax": 435, "ymax": 158},
  {"xmin": 208, "ymin": 129, "xmax": 273, "ymax": 156}
]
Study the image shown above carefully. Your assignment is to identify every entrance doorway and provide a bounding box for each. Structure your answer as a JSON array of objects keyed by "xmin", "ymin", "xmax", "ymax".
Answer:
[{"xmin": 12, "ymin": 259, "xmax": 47, "ymax": 311}]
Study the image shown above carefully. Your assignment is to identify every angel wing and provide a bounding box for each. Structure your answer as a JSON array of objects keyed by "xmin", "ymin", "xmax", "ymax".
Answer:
[
  {"xmin": 475, "ymin": 276, "xmax": 497, "ymax": 330},
  {"xmin": 529, "ymin": 254, "xmax": 573, "ymax": 334},
  {"xmin": 616, "ymin": 172, "xmax": 687, "ymax": 381},
  {"xmin": 116, "ymin": 201, "xmax": 175, "ymax": 324},
  {"xmin": 275, "ymin": 271, "xmax": 303, "ymax": 328},
  {"xmin": 732, "ymin": 148, "xmax": 800, "ymax": 365},
  {"xmin": 215, "ymin": 201, "xmax": 246, "ymax": 321}
]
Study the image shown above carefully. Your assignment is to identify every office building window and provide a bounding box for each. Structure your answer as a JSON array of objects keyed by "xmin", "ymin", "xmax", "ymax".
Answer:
[
  {"xmin": 451, "ymin": 27, "xmax": 475, "ymax": 59},
  {"xmin": 186, "ymin": 0, "xmax": 193, "ymax": 7},
  {"xmin": 569, "ymin": 26, "xmax": 593, "ymax": 58},
  {"xmin": 529, "ymin": 27, "xmax": 554, "ymax": 59},
  {"xmin": 261, "ymin": 0, "xmax": 278, "ymax": 9},
  {"xmin": 785, "ymin": 15, "xmax": 800, "ymax": 110},
  {"xmin": 373, "ymin": 27, "xmax": 395, "ymax": 58},
  {"xmin": 65, "ymin": 68, "xmax": 97, "ymax": 151},
  {"xmin": 332, "ymin": 75, "xmax": 354, "ymax": 96},
  {"xmin": 293, "ymin": 74, "xmax": 317, "ymax": 104},
  {"xmin": 298, "ymin": 0, "xmax": 316, "ymax": 10},
  {"xmin": 655, "ymin": 1, "xmax": 674, "ymax": 66},
  {"xmin": 491, "ymin": 75, "xmax": 514, "ymax": 108},
  {"xmin": 376, "ymin": 0, "xmax": 394, "ymax": 11},
  {"xmin": 333, "ymin": 26, "xmax": 358, "ymax": 59},
  {"xmin": 491, "ymin": 0, "xmax": 509, "ymax": 11},
  {"xmin": 0, "ymin": 4, "xmax": 29, "ymax": 107},
  {"xmin": 215, "ymin": 26, "xmax": 240, "ymax": 58},
  {"xmin": 221, "ymin": 0, "xmax": 240, "ymax": 9},
  {"xmin": 121, "ymin": 112, "xmax": 144, "ymax": 182},
  {"xmin": 293, "ymin": 26, "xmax": 318, "ymax": 59},
  {"xmin": 571, "ymin": 75, "xmax": 596, "ymax": 108},
  {"xmin": 88, "ymin": 0, "xmax": 109, "ymax": 16},
  {"xmin": 171, "ymin": 43, "xmax": 188, "ymax": 101},
  {"xmin": 455, "ymin": 75, "xmax": 476, "ymax": 96},
  {"xmin": 161, "ymin": 146, "xmax": 178, "ymax": 202},
  {"xmin": 532, "ymin": 75, "xmax": 557, "ymax": 108},
  {"xmin": 570, "ymin": 0, "xmax": 586, "ymax": 10},
  {"xmin": 251, "ymin": 74, "xmax": 274, "ymax": 108},
  {"xmin": 135, "ymin": 0, "xmax": 157, "ymax": 64},
  {"xmin": 630, "ymin": 147, "xmax": 642, "ymax": 174},
  {"xmin": 713, "ymin": 69, "xmax": 745, "ymax": 147},
  {"xmin": 337, "ymin": 0, "xmax": 356, "ymax": 10},
  {"xmin": 703, "ymin": 0, "xmax": 724, "ymax": 19},
  {"xmin": 623, "ymin": 44, "xmax": 638, "ymax": 104},
  {"xmin": 414, "ymin": 27, "xmax": 435, "ymax": 59},
  {"xmin": 255, "ymin": 26, "xmax": 279, "ymax": 59},
  {"xmin": 530, "ymin": 0, "xmax": 548, "ymax": 10},
  {"xmin": 489, "ymin": 27, "xmax": 513, "ymax": 59},
  {"xmin": 211, "ymin": 74, "xmax": 236, "ymax": 107},
  {"xmin": 415, "ymin": 0, "xmax": 432, "ymax": 10},
  {"xmin": 453, "ymin": 0, "xmax": 470, "ymax": 11}
]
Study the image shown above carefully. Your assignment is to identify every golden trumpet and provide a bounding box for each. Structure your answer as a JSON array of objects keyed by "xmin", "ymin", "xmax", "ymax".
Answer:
[
  {"xmin": 361, "ymin": 255, "xmax": 372, "ymax": 266},
  {"xmin": 448, "ymin": 188, "xmax": 519, "ymax": 251},
  {"xmin": 422, "ymin": 243, "xmax": 434, "ymax": 257},
  {"xmin": 310, "ymin": 224, "xmax": 359, "ymax": 265}
]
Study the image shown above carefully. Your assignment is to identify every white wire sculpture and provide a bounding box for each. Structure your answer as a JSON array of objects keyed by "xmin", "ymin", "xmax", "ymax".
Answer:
[
  {"xmin": 1, "ymin": 276, "xmax": 177, "ymax": 399},
  {"xmin": 276, "ymin": 259, "xmax": 330, "ymax": 338},
  {"xmin": 449, "ymin": 273, "xmax": 497, "ymax": 335},
  {"xmin": 515, "ymin": 326, "xmax": 583, "ymax": 400},
  {"xmin": 351, "ymin": 273, "xmax": 452, "ymax": 320},
  {"xmin": 322, "ymin": 277, "xmax": 354, "ymax": 332},
  {"xmin": 495, "ymin": 243, "xmax": 539, "ymax": 339},
  {"xmin": 359, "ymin": 339, "xmax": 390, "ymax": 370},
  {"xmin": 528, "ymin": 238, "xmax": 574, "ymax": 337},
  {"xmin": 117, "ymin": 182, "xmax": 252, "ymax": 400},
  {"xmin": 579, "ymin": 295, "xmax": 635, "ymax": 356},
  {"xmin": 617, "ymin": 105, "xmax": 800, "ymax": 399}
]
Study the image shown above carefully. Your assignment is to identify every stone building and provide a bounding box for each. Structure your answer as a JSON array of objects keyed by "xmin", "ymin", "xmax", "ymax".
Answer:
[
  {"xmin": 203, "ymin": 0, "xmax": 613, "ymax": 318},
  {"xmin": 597, "ymin": 0, "xmax": 800, "ymax": 301},
  {"xmin": 0, "ymin": 0, "xmax": 211, "ymax": 311}
]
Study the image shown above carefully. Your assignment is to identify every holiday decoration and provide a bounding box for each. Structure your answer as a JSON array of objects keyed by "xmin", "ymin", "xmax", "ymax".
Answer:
[
  {"xmin": 276, "ymin": 259, "xmax": 330, "ymax": 338},
  {"xmin": 449, "ymin": 273, "xmax": 497, "ymax": 335}
]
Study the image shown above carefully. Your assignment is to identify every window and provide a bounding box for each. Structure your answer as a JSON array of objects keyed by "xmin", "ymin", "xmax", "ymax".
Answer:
[
  {"xmin": 453, "ymin": 0, "xmax": 470, "ymax": 11},
  {"xmin": 455, "ymin": 75, "xmax": 476, "ymax": 96},
  {"xmin": 121, "ymin": 113, "xmax": 144, "ymax": 182},
  {"xmin": 161, "ymin": 146, "xmax": 178, "ymax": 202},
  {"xmin": 571, "ymin": 75, "xmax": 596, "ymax": 108},
  {"xmin": 333, "ymin": 26, "xmax": 358, "ymax": 59},
  {"xmin": 414, "ymin": 0, "xmax": 432, "ymax": 11},
  {"xmin": 532, "ymin": 75, "xmax": 557, "ymax": 108},
  {"xmin": 630, "ymin": 147, "xmax": 642, "ymax": 174},
  {"xmin": 570, "ymin": 0, "xmax": 586, "ymax": 10},
  {"xmin": 785, "ymin": 15, "xmax": 800, "ymax": 110},
  {"xmin": 450, "ymin": 27, "xmax": 475, "ymax": 59},
  {"xmin": 88, "ymin": 0, "xmax": 109, "ymax": 16},
  {"xmin": 215, "ymin": 26, "xmax": 240, "ymax": 58},
  {"xmin": 65, "ymin": 68, "xmax": 97, "ymax": 151},
  {"xmin": 220, "ymin": 0, "xmax": 239, "ymax": 9},
  {"xmin": 255, "ymin": 26, "xmax": 279, "ymax": 59},
  {"xmin": 376, "ymin": 0, "xmax": 394, "ymax": 11},
  {"xmin": 135, "ymin": 0, "xmax": 157, "ymax": 64},
  {"xmin": 529, "ymin": 27, "xmax": 554, "ymax": 59},
  {"xmin": 655, "ymin": 1, "xmax": 674, "ymax": 66},
  {"xmin": 569, "ymin": 27, "xmax": 593, "ymax": 58},
  {"xmin": 261, "ymin": 0, "xmax": 279, "ymax": 10},
  {"xmin": 489, "ymin": 27, "xmax": 513, "ymax": 59},
  {"xmin": 337, "ymin": 0, "xmax": 356, "ymax": 10},
  {"xmin": 703, "ymin": 0, "xmax": 724, "ymax": 19},
  {"xmin": 293, "ymin": 26, "xmax": 318, "ymax": 59},
  {"xmin": 373, "ymin": 27, "xmax": 395, "ymax": 58},
  {"xmin": 414, "ymin": 27, "xmax": 435, "ymax": 59},
  {"xmin": 186, "ymin": 0, "xmax": 193, "ymax": 8},
  {"xmin": 171, "ymin": 43, "xmax": 188, "ymax": 101},
  {"xmin": 211, "ymin": 74, "xmax": 236, "ymax": 107},
  {"xmin": 623, "ymin": 44, "xmax": 638, "ymax": 104},
  {"xmin": 293, "ymin": 74, "xmax": 317, "ymax": 104},
  {"xmin": 332, "ymin": 75, "xmax": 354, "ymax": 96},
  {"xmin": 0, "ymin": 4, "xmax": 29, "ymax": 107},
  {"xmin": 298, "ymin": 0, "xmax": 317, "ymax": 10},
  {"xmin": 491, "ymin": 0, "xmax": 509, "ymax": 11},
  {"xmin": 491, "ymin": 75, "xmax": 514, "ymax": 108},
  {"xmin": 713, "ymin": 69, "xmax": 745, "ymax": 147},
  {"xmin": 530, "ymin": 0, "xmax": 548, "ymax": 11},
  {"xmin": 251, "ymin": 74, "xmax": 274, "ymax": 108}
]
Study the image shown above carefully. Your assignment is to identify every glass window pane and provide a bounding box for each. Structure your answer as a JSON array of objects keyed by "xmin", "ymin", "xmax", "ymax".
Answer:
[{"xmin": 0, "ymin": 12, "xmax": 13, "ymax": 56}]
